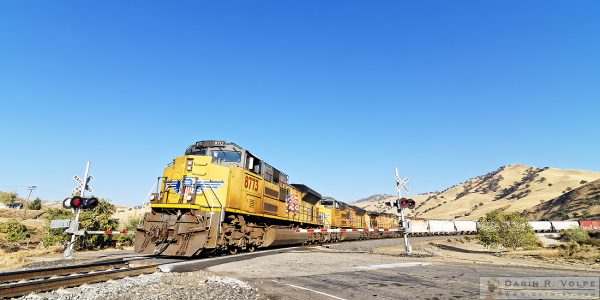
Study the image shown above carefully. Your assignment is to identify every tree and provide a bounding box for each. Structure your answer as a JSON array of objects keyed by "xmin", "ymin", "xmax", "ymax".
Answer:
[
  {"xmin": 478, "ymin": 210, "xmax": 539, "ymax": 250},
  {"xmin": 0, "ymin": 192, "xmax": 18, "ymax": 204},
  {"xmin": 28, "ymin": 198, "xmax": 42, "ymax": 210},
  {"xmin": 78, "ymin": 199, "xmax": 120, "ymax": 249}
]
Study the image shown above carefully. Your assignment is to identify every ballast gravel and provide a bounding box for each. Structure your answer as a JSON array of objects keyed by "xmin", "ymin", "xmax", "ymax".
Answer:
[
  {"xmin": 21, "ymin": 258, "xmax": 94, "ymax": 271},
  {"xmin": 21, "ymin": 270, "xmax": 260, "ymax": 300},
  {"xmin": 321, "ymin": 236, "xmax": 438, "ymax": 257}
]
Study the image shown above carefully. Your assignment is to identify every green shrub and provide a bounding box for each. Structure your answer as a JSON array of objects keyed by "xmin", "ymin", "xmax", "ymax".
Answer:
[
  {"xmin": 478, "ymin": 210, "xmax": 539, "ymax": 250},
  {"xmin": 46, "ymin": 208, "xmax": 73, "ymax": 220},
  {"xmin": 115, "ymin": 217, "xmax": 140, "ymax": 247},
  {"xmin": 0, "ymin": 192, "xmax": 17, "ymax": 204},
  {"xmin": 28, "ymin": 198, "xmax": 42, "ymax": 210},
  {"xmin": 582, "ymin": 238, "xmax": 600, "ymax": 247},
  {"xmin": 42, "ymin": 208, "xmax": 73, "ymax": 247},
  {"xmin": 0, "ymin": 218, "xmax": 32, "ymax": 242},
  {"xmin": 560, "ymin": 228, "xmax": 589, "ymax": 243},
  {"xmin": 42, "ymin": 234, "xmax": 67, "ymax": 247},
  {"xmin": 560, "ymin": 241, "xmax": 581, "ymax": 257}
]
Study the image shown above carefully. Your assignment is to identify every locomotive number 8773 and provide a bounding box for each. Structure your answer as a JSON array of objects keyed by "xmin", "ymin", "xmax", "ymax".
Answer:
[{"xmin": 134, "ymin": 140, "xmax": 400, "ymax": 256}]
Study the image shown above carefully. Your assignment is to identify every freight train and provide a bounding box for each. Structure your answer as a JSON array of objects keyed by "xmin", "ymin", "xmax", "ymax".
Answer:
[
  {"xmin": 134, "ymin": 140, "xmax": 399, "ymax": 256},
  {"xmin": 404, "ymin": 219, "xmax": 600, "ymax": 235},
  {"xmin": 134, "ymin": 140, "xmax": 600, "ymax": 256}
]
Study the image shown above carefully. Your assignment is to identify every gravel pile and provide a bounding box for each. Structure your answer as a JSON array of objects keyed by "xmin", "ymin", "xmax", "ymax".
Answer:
[{"xmin": 21, "ymin": 270, "xmax": 260, "ymax": 300}]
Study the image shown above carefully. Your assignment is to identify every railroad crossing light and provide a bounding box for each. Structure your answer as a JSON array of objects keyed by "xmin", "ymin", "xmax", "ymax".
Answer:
[
  {"xmin": 82, "ymin": 197, "xmax": 99, "ymax": 209},
  {"xmin": 68, "ymin": 196, "xmax": 99, "ymax": 210},
  {"xmin": 398, "ymin": 198, "xmax": 416, "ymax": 209},
  {"xmin": 62, "ymin": 197, "xmax": 72, "ymax": 209},
  {"xmin": 70, "ymin": 196, "xmax": 83, "ymax": 209}
]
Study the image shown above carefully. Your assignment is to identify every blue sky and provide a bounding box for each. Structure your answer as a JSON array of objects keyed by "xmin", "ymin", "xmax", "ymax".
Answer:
[{"xmin": 0, "ymin": 1, "xmax": 598, "ymax": 205}]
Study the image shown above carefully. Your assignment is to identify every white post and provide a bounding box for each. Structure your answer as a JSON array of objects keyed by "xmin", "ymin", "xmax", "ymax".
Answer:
[
  {"xmin": 64, "ymin": 161, "xmax": 91, "ymax": 260},
  {"xmin": 395, "ymin": 168, "xmax": 412, "ymax": 253}
]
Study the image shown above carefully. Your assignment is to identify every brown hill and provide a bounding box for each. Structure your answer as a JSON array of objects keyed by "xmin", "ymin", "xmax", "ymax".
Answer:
[
  {"xmin": 524, "ymin": 179, "xmax": 600, "ymax": 220},
  {"xmin": 354, "ymin": 164, "xmax": 600, "ymax": 220}
]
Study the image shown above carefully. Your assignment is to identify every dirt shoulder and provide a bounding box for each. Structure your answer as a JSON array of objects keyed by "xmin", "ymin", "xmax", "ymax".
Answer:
[{"xmin": 371, "ymin": 237, "xmax": 600, "ymax": 272}]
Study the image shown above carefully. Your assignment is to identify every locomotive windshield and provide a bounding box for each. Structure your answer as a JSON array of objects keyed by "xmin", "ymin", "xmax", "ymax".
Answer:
[{"xmin": 212, "ymin": 150, "xmax": 241, "ymax": 163}]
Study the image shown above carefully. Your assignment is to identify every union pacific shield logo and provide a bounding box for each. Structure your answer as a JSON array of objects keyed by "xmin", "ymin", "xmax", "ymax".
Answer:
[{"xmin": 167, "ymin": 179, "xmax": 225, "ymax": 193}]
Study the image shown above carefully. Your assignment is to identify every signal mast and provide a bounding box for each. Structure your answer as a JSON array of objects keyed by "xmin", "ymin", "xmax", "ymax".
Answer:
[
  {"xmin": 394, "ymin": 167, "xmax": 412, "ymax": 253},
  {"xmin": 63, "ymin": 161, "xmax": 98, "ymax": 259}
]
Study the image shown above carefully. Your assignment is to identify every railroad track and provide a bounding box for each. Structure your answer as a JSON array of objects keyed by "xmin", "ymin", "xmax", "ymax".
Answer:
[{"xmin": 0, "ymin": 259, "xmax": 161, "ymax": 299}]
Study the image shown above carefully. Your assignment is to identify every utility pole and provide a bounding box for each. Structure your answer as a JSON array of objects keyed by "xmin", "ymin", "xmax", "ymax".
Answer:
[
  {"xmin": 22, "ymin": 185, "xmax": 37, "ymax": 217},
  {"xmin": 395, "ymin": 167, "xmax": 412, "ymax": 253},
  {"xmin": 64, "ymin": 161, "xmax": 91, "ymax": 260}
]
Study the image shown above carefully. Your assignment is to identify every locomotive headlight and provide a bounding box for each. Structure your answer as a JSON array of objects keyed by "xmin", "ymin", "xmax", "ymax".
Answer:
[
  {"xmin": 187, "ymin": 165, "xmax": 193, "ymax": 171},
  {"xmin": 150, "ymin": 194, "xmax": 156, "ymax": 201},
  {"xmin": 187, "ymin": 160, "xmax": 193, "ymax": 166},
  {"xmin": 186, "ymin": 195, "xmax": 193, "ymax": 201}
]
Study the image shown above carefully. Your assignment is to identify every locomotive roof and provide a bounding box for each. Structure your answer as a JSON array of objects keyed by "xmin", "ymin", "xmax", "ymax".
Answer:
[{"xmin": 186, "ymin": 140, "xmax": 246, "ymax": 153}]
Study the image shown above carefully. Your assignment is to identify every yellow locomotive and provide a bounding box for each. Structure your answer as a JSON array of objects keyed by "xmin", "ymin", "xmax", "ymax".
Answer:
[{"xmin": 135, "ymin": 140, "xmax": 399, "ymax": 256}]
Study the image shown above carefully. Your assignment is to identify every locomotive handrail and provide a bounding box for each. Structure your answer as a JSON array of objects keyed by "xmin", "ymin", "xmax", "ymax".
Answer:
[
  {"xmin": 193, "ymin": 174, "xmax": 225, "ymax": 249},
  {"xmin": 207, "ymin": 183, "xmax": 224, "ymax": 222}
]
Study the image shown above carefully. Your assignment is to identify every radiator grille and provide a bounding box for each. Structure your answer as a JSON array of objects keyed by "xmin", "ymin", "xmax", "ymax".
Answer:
[
  {"xmin": 264, "ymin": 187, "xmax": 278, "ymax": 198},
  {"xmin": 263, "ymin": 203, "xmax": 278, "ymax": 214}
]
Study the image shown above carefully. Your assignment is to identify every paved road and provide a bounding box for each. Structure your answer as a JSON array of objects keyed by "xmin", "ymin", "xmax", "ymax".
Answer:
[
  {"xmin": 254, "ymin": 263, "xmax": 598, "ymax": 300},
  {"xmin": 205, "ymin": 237, "xmax": 600, "ymax": 300}
]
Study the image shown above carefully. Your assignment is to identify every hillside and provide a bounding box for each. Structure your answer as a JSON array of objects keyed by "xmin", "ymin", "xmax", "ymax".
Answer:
[
  {"xmin": 353, "ymin": 194, "xmax": 394, "ymax": 204},
  {"xmin": 354, "ymin": 164, "xmax": 600, "ymax": 220},
  {"xmin": 524, "ymin": 178, "xmax": 600, "ymax": 220}
]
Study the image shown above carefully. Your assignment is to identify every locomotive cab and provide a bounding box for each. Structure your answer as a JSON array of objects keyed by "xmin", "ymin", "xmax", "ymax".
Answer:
[
  {"xmin": 185, "ymin": 140, "xmax": 244, "ymax": 168},
  {"xmin": 136, "ymin": 140, "xmax": 319, "ymax": 256}
]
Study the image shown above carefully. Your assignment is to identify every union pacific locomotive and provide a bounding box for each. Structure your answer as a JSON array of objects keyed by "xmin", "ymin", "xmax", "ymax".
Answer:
[{"xmin": 134, "ymin": 140, "xmax": 399, "ymax": 256}]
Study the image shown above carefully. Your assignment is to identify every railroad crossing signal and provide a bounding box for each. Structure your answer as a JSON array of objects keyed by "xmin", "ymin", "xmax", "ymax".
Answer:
[
  {"xmin": 69, "ymin": 196, "xmax": 99, "ymax": 210},
  {"xmin": 394, "ymin": 167, "xmax": 412, "ymax": 253},
  {"xmin": 65, "ymin": 161, "xmax": 94, "ymax": 260}
]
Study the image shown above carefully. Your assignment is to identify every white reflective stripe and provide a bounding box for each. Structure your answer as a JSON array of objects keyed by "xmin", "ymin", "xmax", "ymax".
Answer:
[
  {"xmin": 354, "ymin": 262, "xmax": 431, "ymax": 270},
  {"xmin": 294, "ymin": 228, "xmax": 401, "ymax": 233},
  {"xmin": 271, "ymin": 280, "xmax": 348, "ymax": 300},
  {"xmin": 85, "ymin": 230, "xmax": 133, "ymax": 235}
]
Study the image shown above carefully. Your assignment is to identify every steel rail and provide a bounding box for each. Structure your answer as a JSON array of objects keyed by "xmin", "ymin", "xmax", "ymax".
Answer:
[
  {"xmin": 0, "ymin": 264, "xmax": 159, "ymax": 299},
  {"xmin": 0, "ymin": 259, "xmax": 131, "ymax": 283}
]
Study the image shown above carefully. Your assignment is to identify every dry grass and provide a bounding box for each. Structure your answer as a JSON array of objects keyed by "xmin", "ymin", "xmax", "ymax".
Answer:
[
  {"xmin": 0, "ymin": 246, "xmax": 63, "ymax": 271},
  {"xmin": 0, "ymin": 208, "xmax": 47, "ymax": 220},
  {"xmin": 506, "ymin": 245, "xmax": 600, "ymax": 262}
]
